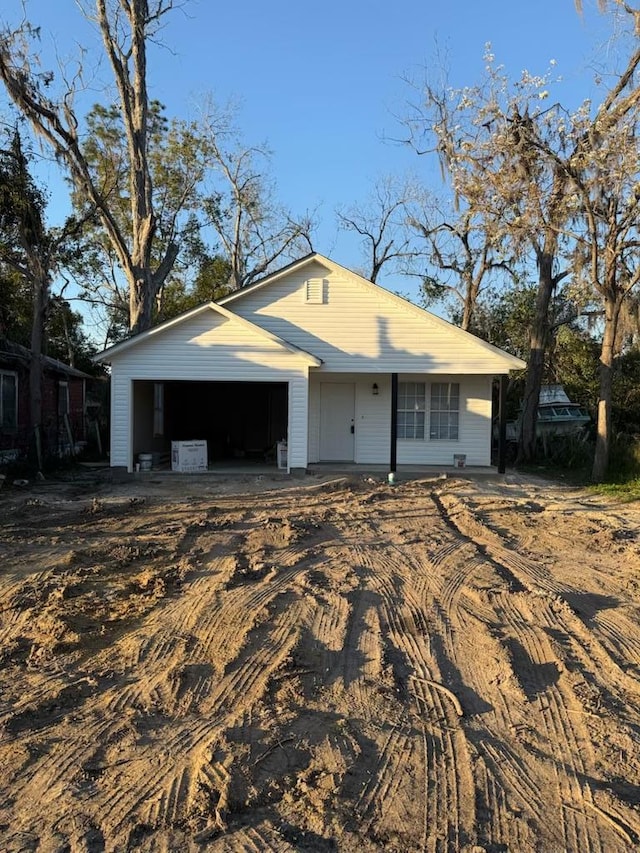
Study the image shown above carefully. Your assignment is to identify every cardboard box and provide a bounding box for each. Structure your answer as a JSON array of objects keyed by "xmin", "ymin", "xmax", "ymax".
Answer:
[{"xmin": 171, "ymin": 440, "xmax": 208, "ymax": 472}]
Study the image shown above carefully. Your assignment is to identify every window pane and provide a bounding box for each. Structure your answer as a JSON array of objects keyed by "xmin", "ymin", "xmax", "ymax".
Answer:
[
  {"xmin": 397, "ymin": 382, "xmax": 426, "ymax": 440},
  {"xmin": 430, "ymin": 382, "xmax": 459, "ymax": 440},
  {"xmin": 58, "ymin": 382, "xmax": 69, "ymax": 416}
]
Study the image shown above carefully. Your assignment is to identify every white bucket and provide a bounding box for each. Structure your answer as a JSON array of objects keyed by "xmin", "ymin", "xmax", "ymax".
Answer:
[{"xmin": 139, "ymin": 453, "xmax": 153, "ymax": 472}]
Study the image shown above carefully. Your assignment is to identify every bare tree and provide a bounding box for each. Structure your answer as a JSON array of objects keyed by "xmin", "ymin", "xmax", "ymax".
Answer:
[
  {"xmin": 403, "ymin": 57, "xmax": 579, "ymax": 463},
  {"xmin": 336, "ymin": 176, "xmax": 416, "ymax": 284},
  {"xmin": 203, "ymin": 130, "xmax": 315, "ymax": 290},
  {"xmin": 404, "ymin": 194, "xmax": 516, "ymax": 331},
  {"xmin": 566, "ymin": 110, "xmax": 640, "ymax": 480},
  {"xmin": 0, "ymin": 1, "xmax": 180, "ymax": 334},
  {"xmin": 575, "ymin": 0, "xmax": 640, "ymax": 32}
]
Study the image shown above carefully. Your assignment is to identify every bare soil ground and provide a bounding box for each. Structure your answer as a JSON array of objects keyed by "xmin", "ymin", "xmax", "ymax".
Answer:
[{"xmin": 1, "ymin": 469, "xmax": 640, "ymax": 853}]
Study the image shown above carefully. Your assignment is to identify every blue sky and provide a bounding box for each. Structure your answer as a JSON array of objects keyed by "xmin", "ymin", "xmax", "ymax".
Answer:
[{"xmin": 0, "ymin": 0, "xmax": 624, "ymax": 308}]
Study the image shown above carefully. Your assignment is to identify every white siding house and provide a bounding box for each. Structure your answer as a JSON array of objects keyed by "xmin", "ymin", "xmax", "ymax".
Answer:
[{"xmin": 95, "ymin": 254, "xmax": 525, "ymax": 474}]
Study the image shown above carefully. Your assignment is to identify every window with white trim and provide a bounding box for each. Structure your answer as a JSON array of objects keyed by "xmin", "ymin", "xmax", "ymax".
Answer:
[
  {"xmin": 0, "ymin": 370, "xmax": 18, "ymax": 430},
  {"xmin": 397, "ymin": 382, "xmax": 426, "ymax": 439},
  {"xmin": 430, "ymin": 382, "xmax": 459, "ymax": 440}
]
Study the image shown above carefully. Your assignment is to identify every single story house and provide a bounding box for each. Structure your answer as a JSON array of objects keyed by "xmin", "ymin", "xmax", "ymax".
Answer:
[
  {"xmin": 0, "ymin": 337, "xmax": 90, "ymax": 462},
  {"xmin": 94, "ymin": 254, "xmax": 526, "ymax": 474}
]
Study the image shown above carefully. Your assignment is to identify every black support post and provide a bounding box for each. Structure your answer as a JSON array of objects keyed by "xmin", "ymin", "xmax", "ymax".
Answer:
[
  {"xmin": 498, "ymin": 374, "xmax": 508, "ymax": 474},
  {"xmin": 390, "ymin": 372, "xmax": 398, "ymax": 474}
]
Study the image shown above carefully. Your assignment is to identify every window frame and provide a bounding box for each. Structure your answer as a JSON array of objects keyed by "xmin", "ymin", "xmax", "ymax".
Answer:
[
  {"xmin": 58, "ymin": 381, "xmax": 70, "ymax": 417},
  {"xmin": 429, "ymin": 382, "xmax": 460, "ymax": 441},
  {"xmin": 397, "ymin": 381, "xmax": 426, "ymax": 440},
  {"xmin": 0, "ymin": 370, "xmax": 18, "ymax": 430}
]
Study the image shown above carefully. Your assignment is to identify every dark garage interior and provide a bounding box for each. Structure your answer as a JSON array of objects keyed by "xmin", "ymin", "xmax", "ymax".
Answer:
[{"xmin": 134, "ymin": 380, "xmax": 288, "ymax": 466}]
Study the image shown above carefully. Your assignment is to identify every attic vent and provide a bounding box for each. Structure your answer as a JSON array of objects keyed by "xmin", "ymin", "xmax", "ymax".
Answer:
[{"xmin": 304, "ymin": 277, "xmax": 327, "ymax": 304}]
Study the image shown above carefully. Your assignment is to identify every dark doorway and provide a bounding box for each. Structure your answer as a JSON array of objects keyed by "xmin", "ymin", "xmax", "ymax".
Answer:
[{"xmin": 164, "ymin": 381, "xmax": 287, "ymax": 463}]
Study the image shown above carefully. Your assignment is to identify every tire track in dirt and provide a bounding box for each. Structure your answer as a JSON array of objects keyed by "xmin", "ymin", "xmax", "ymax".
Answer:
[
  {"xmin": 101, "ymin": 508, "xmax": 316, "ymax": 715},
  {"xmin": 207, "ymin": 820, "xmax": 297, "ymax": 851},
  {"xmin": 494, "ymin": 592, "xmax": 606, "ymax": 853},
  {"xmin": 426, "ymin": 492, "xmax": 575, "ymax": 846},
  {"xmin": 437, "ymin": 489, "xmax": 640, "ymax": 704},
  {"xmin": 434, "ymin": 486, "xmax": 636, "ymax": 852},
  {"xmin": 1, "ymin": 499, "xmax": 318, "ymax": 847},
  {"xmin": 91, "ymin": 597, "xmax": 310, "ymax": 842},
  {"xmin": 353, "ymin": 717, "xmax": 417, "ymax": 834},
  {"xmin": 330, "ymin": 502, "xmax": 477, "ymax": 850},
  {"xmin": 409, "ymin": 676, "xmax": 475, "ymax": 852},
  {"xmin": 3, "ymin": 477, "xmax": 640, "ymax": 851}
]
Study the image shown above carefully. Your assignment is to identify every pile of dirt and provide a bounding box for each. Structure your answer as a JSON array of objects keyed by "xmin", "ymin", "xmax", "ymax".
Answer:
[{"xmin": 0, "ymin": 472, "xmax": 639, "ymax": 851}]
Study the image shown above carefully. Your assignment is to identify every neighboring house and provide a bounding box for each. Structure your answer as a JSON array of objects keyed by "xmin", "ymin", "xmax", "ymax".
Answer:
[
  {"xmin": 94, "ymin": 254, "xmax": 526, "ymax": 474},
  {"xmin": 0, "ymin": 338, "xmax": 90, "ymax": 462}
]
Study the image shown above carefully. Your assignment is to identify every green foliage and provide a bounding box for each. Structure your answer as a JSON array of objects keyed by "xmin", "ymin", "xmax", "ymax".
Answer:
[
  {"xmin": 0, "ymin": 265, "xmax": 30, "ymax": 341},
  {"xmin": 155, "ymin": 256, "xmax": 232, "ymax": 322},
  {"xmin": 549, "ymin": 326, "xmax": 599, "ymax": 409},
  {"xmin": 604, "ymin": 432, "xmax": 640, "ymax": 482},
  {"xmin": 535, "ymin": 432, "xmax": 594, "ymax": 472},
  {"xmin": 46, "ymin": 298, "xmax": 100, "ymax": 373},
  {"xmin": 591, "ymin": 478, "xmax": 640, "ymax": 502},
  {"xmin": 0, "ymin": 130, "xmax": 48, "ymax": 256},
  {"xmin": 71, "ymin": 101, "xmax": 213, "ymax": 313},
  {"xmin": 0, "ymin": 129, "xmax": 98, "ymax": 369},
  {"xmin": 470, "ymin": 285, "xmax": 537, "ymax": 358},
  {"xmin": 611, "ymin": 349, "xmax": 640, "ymax": 433}
]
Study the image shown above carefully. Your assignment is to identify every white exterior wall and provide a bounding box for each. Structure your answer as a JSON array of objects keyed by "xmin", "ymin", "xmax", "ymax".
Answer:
[
  {"xmin": 397, "ymin": 374, "xmax": 492, "ymax": 466},
  {"xmin": 308, "ymin": 373, "xmax": 391, "ymax": 464},
  {"xmin": 288, "ymin": 375, "xmax": 309, "ymax": 470},
  {"xmin": 228, "ymin": 261, "xmax": 517, "ymax": 374},
  {"xmin": 102, "ymin": 258, "xmax": 522, "ymax": 472},
  {"xmin": 110, "ymin": 369, "xmax": 132, "ymax": 468},
  {"xmin": 108, "ymin": 310, "xmax": 311, "ymax": 471},
  {"xmin": 308, "ymin": 372, "xmax": 493, "ymax": 466}
]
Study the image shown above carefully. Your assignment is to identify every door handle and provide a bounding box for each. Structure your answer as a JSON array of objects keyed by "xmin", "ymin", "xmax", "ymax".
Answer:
[{"xmin": 350, "ymin": 424, "xmax": 355, "ymax": 434}]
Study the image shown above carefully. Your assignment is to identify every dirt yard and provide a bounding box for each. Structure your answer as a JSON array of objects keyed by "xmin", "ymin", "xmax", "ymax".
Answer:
[{"xmin": 1, "ymin": 469, "xmax": 639, "ymax": 853}]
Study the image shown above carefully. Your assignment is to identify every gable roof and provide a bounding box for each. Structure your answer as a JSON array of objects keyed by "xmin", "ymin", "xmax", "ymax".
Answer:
[
  {"xmin": 93, "ymin": 301, "xmax": 322, "ymax": 365},
  {"xmin": 219, "ymin": 253, "xmax": 526, "ymax": 371}
]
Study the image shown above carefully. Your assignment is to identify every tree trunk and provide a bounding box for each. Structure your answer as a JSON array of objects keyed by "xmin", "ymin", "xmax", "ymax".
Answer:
[
  {"xmin": 129, "ymin": 269, "xmax": 156, "ymax": 336},
  {"xmin": 591, "ymin": 292, "xmax": 621, "ymax": 482},
  {"xmin": 461, "ymin": 289, "xmax": 474, "ymax": 331},
  {"xmin": 517, "ymin": 251, "xmax": 555, "ymax": 464},
  {"xmin": 29, "ymin": 268, "xmax": 49, "ymax": 468}
]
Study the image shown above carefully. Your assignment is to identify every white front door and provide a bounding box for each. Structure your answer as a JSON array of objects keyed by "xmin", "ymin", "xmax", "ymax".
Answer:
[{"xmin": 320, "ymin": 383, "xmax": 355, "ymax": 461}]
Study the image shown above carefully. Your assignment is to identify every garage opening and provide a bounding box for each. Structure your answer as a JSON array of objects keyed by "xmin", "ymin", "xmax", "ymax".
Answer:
[{"xmin": 133, "ymin": 380, "xmax": 288, "ymax": 469}]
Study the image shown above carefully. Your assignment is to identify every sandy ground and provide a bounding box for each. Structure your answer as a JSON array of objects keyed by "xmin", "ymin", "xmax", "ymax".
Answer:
[{"xmin": 1, "ymin": 468, "xmax": 640, "ymax": 853}]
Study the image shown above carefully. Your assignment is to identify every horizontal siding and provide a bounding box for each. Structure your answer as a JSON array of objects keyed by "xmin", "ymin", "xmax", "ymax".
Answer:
[
  {"xmin": 110, "ymin": 311, "xmax": 310, "ymax": 471},
  {"xmin": 397, "ymin": 374, "xmax": 492, "ymax": 466},
  {"xmin": 110, "ymin": 372, "xmax": 130, "ymax": 467},
  {"xmin": 310, "ymin": 372, "xmax": 492, "ymax": 466},
  {"xmin": 230, "ymin": 261, "xmax": 518, "ymax": 374},
  {"xmin": 288, "ymin": 376, "xmax": 308, "ymax": 469},
  {"xmin": 111, "ymin": 311, "xmax": 310, "ymax": 381},
  {"xmin": 308, "ymin": 373, "xmax": 390, "ymax": 463},
  {"xmin": 356, "ymin": 377, "xmax": 392, "ymax": 463}
]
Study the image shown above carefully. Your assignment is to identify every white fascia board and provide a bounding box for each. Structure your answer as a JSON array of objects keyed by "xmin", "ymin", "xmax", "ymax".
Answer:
[
  {"xmin": 93, "ymin": 301, "xmax": 322, "ymax": 366},
  {"xmin": 220, "ymin": 252, "xmax": 526, "ymax": 372}
]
